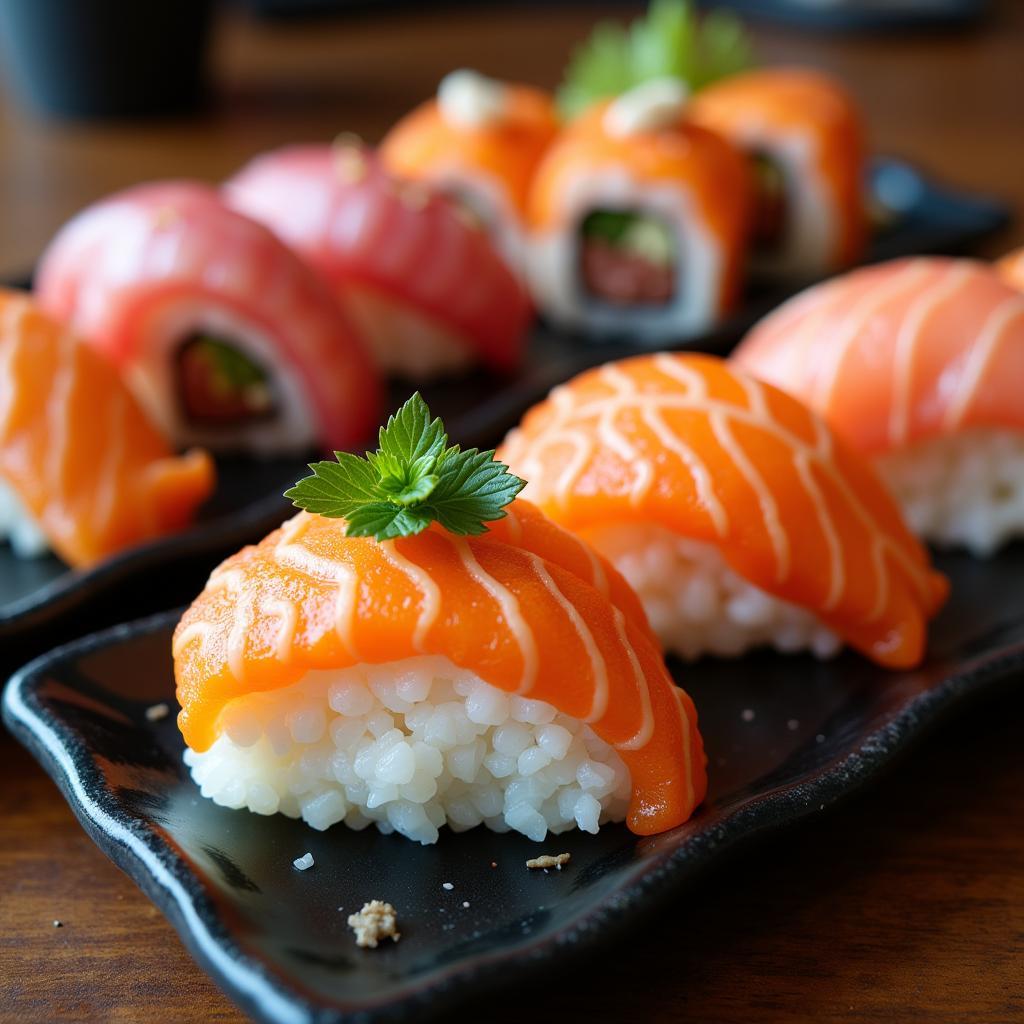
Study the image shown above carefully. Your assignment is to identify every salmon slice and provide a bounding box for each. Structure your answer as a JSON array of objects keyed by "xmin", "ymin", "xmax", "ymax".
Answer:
[
  {"xmin": 497, "ymin": 353, "xmax": 947, "ymax": 669},
  {"xmin": 173, "ymin": 500, "xmax": 706, "ymax": 836},
  {"xmin": 733, "ymin": 257, "xmax": 1024, "ymax": 454},
  {"xmin": 0, "ymin": 290, "xmax": 215, "ymax": 568}
]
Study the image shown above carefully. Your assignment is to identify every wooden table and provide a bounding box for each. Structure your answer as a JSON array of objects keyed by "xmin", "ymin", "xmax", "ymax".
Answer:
[{"xmin": 2, "ymin": 4, "xmax": 1023, "ymax": 1022}]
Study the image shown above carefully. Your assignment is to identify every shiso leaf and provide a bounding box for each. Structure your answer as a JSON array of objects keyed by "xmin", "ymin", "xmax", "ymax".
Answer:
[
  {"xmin": 557, "ymin": 0, "xmax": 755, "ymax": 119},
  {"xmin": 285, "ymin": 393, "xmax": 526, "ymax": 541}
]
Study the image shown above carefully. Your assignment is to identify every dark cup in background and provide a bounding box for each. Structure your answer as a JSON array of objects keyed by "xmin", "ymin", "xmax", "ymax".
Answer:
[{"xmin": 0, "ymin": 0, "xmax": 215, "ymax": 120}]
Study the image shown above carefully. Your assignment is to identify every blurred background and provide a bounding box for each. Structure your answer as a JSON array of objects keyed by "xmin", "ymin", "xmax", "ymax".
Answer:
[{"xmin": 0, "ymin": 0, "xmax": 1020, "ymax": 279}]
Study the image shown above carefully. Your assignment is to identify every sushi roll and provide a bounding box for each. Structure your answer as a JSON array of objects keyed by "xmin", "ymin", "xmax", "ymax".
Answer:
[
  {"xmin": 497, "ymin": 353, "xmax": 947, "ymax": 665},
  {"xmin": 525, "ymin": 78, "xmax": 751, "ymax": 342},
  {"xmin": 996, "ymin": 246, "xmax": 1024, "ymax": 292},
  {"xmin": 35, "ymin": 182, "xmax": 380, "ymax": 456},
  {"xmin": 379, "ymin": 70, "xmax": 559, "ymax": 272},
  {"xmin": 733, "ymin": 257, "xmax": 1024, "ymax": 557},
  {"xmin": 174, "ymin": 395, "xmax": 706, "ymax": 843},
  {"xmin": 689, "ymin": 68, "xmax": 866, "ymax": 278},
  {"xmin": 224, "ymin": 142, "xmax": 531, "ymax": 380},
  {"xmin": 0, "ymin": 290, "xmax": 215, "ymax": 568}
]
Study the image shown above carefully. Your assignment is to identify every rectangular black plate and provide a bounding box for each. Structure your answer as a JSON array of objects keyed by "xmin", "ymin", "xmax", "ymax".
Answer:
[
  {"xmin": 3, "ymin": 541, "xmax": 1023, "ymax": 1023},
  {"xmin": 0, "ymin": 156, "xmax": 1010, "ymax": 672}
]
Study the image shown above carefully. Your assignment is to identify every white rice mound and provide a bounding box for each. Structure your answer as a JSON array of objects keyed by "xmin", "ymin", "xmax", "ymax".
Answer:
[
  {"xmin": 0, "ymin": 478, "xmax": 49, "ymax": 559},
  {"xmin": 875, "ymin": 429, "xmax": 1024, "ymax": 558},
  {"xmin": 184, "ymin": 656, "xmax": 631, "ymax": 845},
  {"xmin": 585, "ymin": 523, "xmax": 841, "ymax": 661}
]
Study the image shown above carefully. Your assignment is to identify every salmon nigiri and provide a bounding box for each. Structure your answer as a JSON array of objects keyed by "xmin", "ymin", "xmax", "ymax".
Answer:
[
  {"xmin": 734, "ymin": 257, "xmax": 1024, "ymax": 556},
  {"xmin": 0, "ymin": 290, "xmax": 215, "ymax": 568},
  {"xmin": 224, "ymin": 141, "xmax": 530, "ymax": 380},
  {"xmin": 498, "ymin": 353, "xmax": 947, "ymax": 667},
  {"xmin": 380, "ymin": 70, "xmax": 559, "ymax": 274},
  {"xmin": 526, "ymin": 79, "xmax": 751, "ymax": 343},
  {"xmin": 689, "ymin": 67, "xmax": 866, "ymax": 278},
  {"xmin": 175, "ymin": 395, "xmax": 705, "ymax": 843},
  {"xmin": 36, "ymin": 182, "xmax": 380, "ymax": 456}
]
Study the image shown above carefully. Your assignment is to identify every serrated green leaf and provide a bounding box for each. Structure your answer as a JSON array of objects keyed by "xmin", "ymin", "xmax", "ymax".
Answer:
[
  {"xmin": 285, "ymin": 393, "xmax": 526, "ymax": 541},
  {"xmin": 556, "ymin": 0, "xmax": 754, "ymax": 119}
]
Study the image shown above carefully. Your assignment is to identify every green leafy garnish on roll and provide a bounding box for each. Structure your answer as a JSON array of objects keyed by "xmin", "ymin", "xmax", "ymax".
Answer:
[
  {"xmin": 557, "ymin": 0, "xmax": 754, "ymax": 119},
  {"xmin": 286, "ymin": 393, "xmax": 526, "ymax": 540}
]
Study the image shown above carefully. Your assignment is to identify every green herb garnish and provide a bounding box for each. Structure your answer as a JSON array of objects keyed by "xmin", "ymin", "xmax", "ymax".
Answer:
[
  {"xmin": 285, "ymin": 393, "xmax": 526, "ymax": 541},
  {"xmin": 557, "ymin": 0, "xmax": 754, "ymax": 120}
]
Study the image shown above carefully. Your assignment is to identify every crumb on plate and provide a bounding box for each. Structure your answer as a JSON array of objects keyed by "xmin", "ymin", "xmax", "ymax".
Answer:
[
  {"xmin": 526, "ymin": 852, "xmax": 571, "ymax": 870},
  {"xmin": 441, "ymin": 882, "xmax": 454, "ymax": 891},
  {"xmin": 145, "ymin": 702, "xmax": 170, "ymax": 722},
  {"xmin": 347, "ymin": 900, "xmax": 400, "ymax": 949},
  {"xmin": 293, "ymin": 852, "xmax": 314, "ymax": 871}
]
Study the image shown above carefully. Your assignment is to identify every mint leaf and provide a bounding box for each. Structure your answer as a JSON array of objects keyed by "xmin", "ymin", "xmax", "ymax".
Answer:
[{"xmin": 286, "ymin": 392, "xmax": 526, "ymax": 541}]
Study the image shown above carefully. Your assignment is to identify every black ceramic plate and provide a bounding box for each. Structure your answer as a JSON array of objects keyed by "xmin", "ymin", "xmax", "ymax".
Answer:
[
  {"xmin": 0, "ymin": 156, "xmax": 1009, "ymax": 667},
  {"xmin": 4, "ymin": 542, "xmax": 1023, "ymax": 1023}
]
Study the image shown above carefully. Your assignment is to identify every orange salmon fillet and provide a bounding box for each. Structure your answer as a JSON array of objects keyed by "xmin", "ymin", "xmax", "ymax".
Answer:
[
  {"xmin": 0, "ymin": 290, "xmax": 214, "ymax": 568},
  {"xmin": 498, "ymin": 353, "xmax": 947, "ymax": 669},
  {"xmin": 734, "ymin": 257, "xmax": 1024, "ymax": 454},
  {"xmin": 173, "ymin": 500, "xmax": 706, "ymax": 836}
]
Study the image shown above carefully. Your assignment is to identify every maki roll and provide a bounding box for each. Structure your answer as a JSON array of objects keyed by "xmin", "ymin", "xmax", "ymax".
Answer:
[
  {"xmin": 689, "ymin": 68, "xmax": 866, "ymax": 278},
  {"xmin": 526, "ymin": 78, "xmax": 751, "ymax": 342},
  {"xmin": 224, "ymin": 142, "xmax": 530, "ymax": 380},
  {"xmin": 379, "ymin": 70, "xmax": 559, "ymax": 272},
  {"xmin": 0, "ymin": 290, "xmax": 214, "ymax": 567},
  {"xmin": 174, "ymin": 396, "xmax": 706, "ymax": 842},
  {"xmin": 498, "ymin": 353, "xmax": 947, "ymax": 665},
  {"xmin": 734, "ymin": 257, "xmax": 1024, "ymax": 556},
  {"xmin": 36, "ymin": 182, "xmax": 380, "ymax": 456}
]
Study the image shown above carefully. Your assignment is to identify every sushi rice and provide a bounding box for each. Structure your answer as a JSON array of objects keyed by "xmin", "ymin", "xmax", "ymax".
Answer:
[
  {"xmin": 0, "ymin": 480, "xmax": 49, "ymax": 559},
  {"xmin": 185, "ymin": 655, "xmax": 631, "ymax": 845},
  {"xmin": 584, "ymin": 523, "xmax": 840, "ymax": 661},
  {"xmin": 875, "ymin": 429, "xmax": 1024, "ymax": 558}
]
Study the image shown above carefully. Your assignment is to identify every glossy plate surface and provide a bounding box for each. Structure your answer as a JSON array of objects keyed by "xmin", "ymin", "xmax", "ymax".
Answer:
[
  {"xmin": 0, "ymin": 157, "xmax": 1009, "ymax": 663},
  {"xmin": 4, "ymin": 544, "xmax": 1022, "ymax": 1023}
]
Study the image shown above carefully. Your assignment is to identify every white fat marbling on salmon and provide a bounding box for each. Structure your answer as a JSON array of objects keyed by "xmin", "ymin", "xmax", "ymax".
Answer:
[
  {"xmin": 524, "ymin": 552, "xmax": 608, "ymax": 724},
  {"xmin": 942, "ymin": 296, "xmax": 1024, "ymax": 431},
  {"xmin": 889, "ymin": 261, "xmax": 974, "ymax": 446},
  {"xmin": 449, "ymin": 536, "xmax": 538, "ymax": 694},
  {"xmin": 378, "ymin": 539, "xmax": 442, "ymax": 652},
  {"xmin": 611, "ymin": 608, "xmax": 655, "ymax": 755}
]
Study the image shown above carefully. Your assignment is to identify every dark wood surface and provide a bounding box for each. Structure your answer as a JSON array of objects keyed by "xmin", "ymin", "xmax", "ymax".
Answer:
[{"xmin": 2, "ymin": 4, "xmax": 1023, "ymax": 1022}]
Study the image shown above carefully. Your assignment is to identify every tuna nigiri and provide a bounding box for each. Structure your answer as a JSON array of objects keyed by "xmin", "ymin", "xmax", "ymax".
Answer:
[
  {"xmin": 224, "ymin": 142, "xmax": 531, "ymax": 380},
  {"xmin": 498, "ymin": 353, "xmax": 947, "ymax": 666},
  {"xmin": 174, "ymin": 395, "xmax": 706, "ymax": 842},
  {"xmin": 0, "ymin": 290, "xmax": 214, "ymax": 568},
  {"xmin": 380, "ymin": 70, "xmax": 559, "ymax": 273},
  {"xmin": 734, "ymin": 256, "xmax": 1024, "ymax": 556},
  {"xmin": 526, "ymin": 79, "xmax": 751, "ymax": 343},
  {"xmin": 689, "ymin": 67, "xmax": 866, "ymax": 278},
  {"xmin": 36, "ymin": 182, "xmax": 380, "ymax": 456}
]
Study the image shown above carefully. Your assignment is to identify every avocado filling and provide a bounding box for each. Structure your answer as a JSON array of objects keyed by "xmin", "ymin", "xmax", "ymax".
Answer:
[
  {"xmin": 750, "ymin": 151, "xmax": 788, "ymax": 254},
  {"xmin": 177, "ymin": 334, "xmax": 276, "ymax": 426},
  {"xmin": 579, "ymin": 209, "xmax": 676, "ymax": 306}
]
